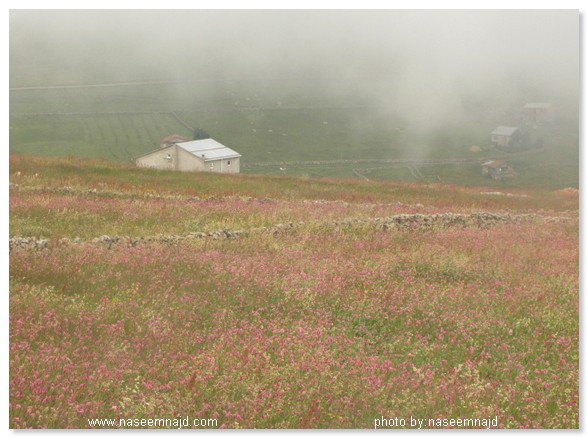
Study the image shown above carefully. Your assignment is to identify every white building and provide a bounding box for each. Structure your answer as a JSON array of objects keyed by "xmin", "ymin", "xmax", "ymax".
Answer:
[
  {"xmin": 490, "ymin": 126, "xmax": 520, "ymax": 147},
  {"xmin": 522, "ymin": 103, "xmax": 554, "ymax": 125},
  {"xmin": 135, "ymin": 138, "xmax": 241, "ymax": 174}
]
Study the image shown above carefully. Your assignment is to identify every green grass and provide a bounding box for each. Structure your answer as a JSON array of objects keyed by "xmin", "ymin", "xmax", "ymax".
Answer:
[
  {"xmin": 9, "ymin": 154, "xmax": 579, "ymax": 428},
  {"xmin": 9, "ymin": 154, "xmax": 579, "ymax": 241},
  {"xmin": 10, "ymin": 113, "xmax": 193, "ymax": 162},
  {"xmin": 9, "ymin": 81, "xmax": 579, "ymax": 189}
]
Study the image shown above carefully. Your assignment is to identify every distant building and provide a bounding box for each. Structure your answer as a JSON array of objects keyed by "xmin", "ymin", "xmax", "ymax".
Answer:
[
  {"xmin": 136, "ymin": 138, "xmax": 241, "ymax": 174},
  {"xmin": 490, "ymin": 126, "xmax": 520, "ymax": 147},
  {"xmin": 481, "ymin": 160, "xmax": 514, "ymax": 180},
  {"xmin": 159, "ymin": 134, "xmax": 188, "ymax": 149},
  {"xmin": 522, "ymin": 103, "xmax": 554, "ymax": 125}
]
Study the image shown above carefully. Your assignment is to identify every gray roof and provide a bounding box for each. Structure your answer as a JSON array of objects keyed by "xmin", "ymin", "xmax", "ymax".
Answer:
[
  {"xmin": 491, "ymin": 126, "xmax": 519, "ymax": 136},
  {"xmin": 524, "ymin": 102, "xmax": 552, "ymax": 109},
  {"xmin": 482, "ymin": 160, "xmax": 506, "ymax": 168},
  {"xmin": 177, "ymin": 139, "xmax": 241, "ymax": 161}
]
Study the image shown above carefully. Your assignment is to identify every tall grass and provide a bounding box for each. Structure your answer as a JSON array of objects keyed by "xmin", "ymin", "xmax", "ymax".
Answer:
[
  {"xmin": 9, "ymin": 155, "xmax": 578, "ymax": 428},
  {"xmin": 10, "ymin": 222, "xmax": 578, "ymax": 428}
]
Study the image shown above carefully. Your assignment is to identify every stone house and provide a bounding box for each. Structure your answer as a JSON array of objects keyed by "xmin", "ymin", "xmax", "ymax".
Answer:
[
  {"xmin": 490, "ymin": 126, "xmax": 520, "ymax": 147},
  {"xmin": 136, "ymin": 138, "xmax": 241, "ymax": 174},
  {"xmin": 481, "ymin": 160, "xmax": 514, "ymax": 180},
  {"xmin": 522, "ymin": 103, "xmax": 554, "ymax": 125},
  {"xmin": 159, "ymin": 134, "xmax": 188, "ymax": 149}
]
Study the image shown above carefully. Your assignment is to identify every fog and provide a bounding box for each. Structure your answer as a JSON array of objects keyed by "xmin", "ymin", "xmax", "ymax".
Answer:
[{"xmin": 10, "ymin": 9, "xmax": 579, "ymax": 127}]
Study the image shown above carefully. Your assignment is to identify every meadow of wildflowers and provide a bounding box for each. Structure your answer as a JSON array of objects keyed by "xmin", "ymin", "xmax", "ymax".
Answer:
[{"xmin": 9, "ymin": 156, "xmax": 578, "ymax": 428}]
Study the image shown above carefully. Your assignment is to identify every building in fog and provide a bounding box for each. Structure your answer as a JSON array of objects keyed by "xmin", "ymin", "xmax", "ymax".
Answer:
[
  {"xmin": 490, "ymin": 126, "xmax": 520, "ymax": 147},
  {"xmin": 481, "ymin": 160, "xmax": 514, "ymax": 180},
  {"xmin": 522, "ymin": 103, "xmax": 554, "ymax": 125},
  {"xmin": 136, "ymin": 138, "xmax": 241, "ymax": 174},
  {"xmin": 159, "ymin": 134, "xmax": 188, "ymax": 149}
]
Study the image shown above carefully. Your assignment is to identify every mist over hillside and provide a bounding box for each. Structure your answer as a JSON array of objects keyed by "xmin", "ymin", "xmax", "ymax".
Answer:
[
  {"xmin": 9, "ymin": 9, "xmax": 580, "ymax": 187},
  {"xmin": 11, "ymin": 10, "xmax": 579, "ymax": 104},
  {"xmin": 8, "ymin": 12, "xmax": 581, "ymax": 428}
]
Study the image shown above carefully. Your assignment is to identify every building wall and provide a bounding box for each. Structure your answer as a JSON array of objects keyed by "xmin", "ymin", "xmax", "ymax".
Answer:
[
  {"xmin": 491, "ymin": 134, "xmax": 510, "ymax": 147},
  {"xmin": 203, "ymin": 157, "xmax": 241, "ymax": 173},
  {"xmin": 176, "ymin": 147, "xmax": 208, "ymax": 172},
  {"xmin": 137, "ymin": 146, "xmax": 241, "ymax": 174},
  {"xmin": 215, "ymin": 157, "xmax": 240, "ymax": 173},
  {"xmin": 482, "ymin": 164, "xmax": 513, "ymax": 180},
  {"xmin": 136, "ymin": 146, "xmax": 177, "ymax": 170},
  {"xmin": 523, "ymin": 107, "xmax": 554, "ymax": 124}
]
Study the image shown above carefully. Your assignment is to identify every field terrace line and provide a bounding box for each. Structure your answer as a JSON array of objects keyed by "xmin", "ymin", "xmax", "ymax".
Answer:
[
  {"xmin": 9, "ymin": 212, "xmax": 574, "ymax": 252},
  {"xmin": 7, "ymin": 183, "xmax": 466, "ymax": 210},
  {"xmin": 10, "ymin": 182, "xmax": 545, "ymax": 212}
]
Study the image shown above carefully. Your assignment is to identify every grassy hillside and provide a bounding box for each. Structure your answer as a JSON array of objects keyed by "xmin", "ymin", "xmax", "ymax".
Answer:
[
  {"xmin": 9, "ymin": 155, "xmax": 578, "ymax": 428},
  {"xmin": 9, "ymin": 80, "xmax": 579, "ymax": 189}
]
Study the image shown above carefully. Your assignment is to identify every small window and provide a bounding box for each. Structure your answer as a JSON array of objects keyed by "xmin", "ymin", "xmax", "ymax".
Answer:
[
  {"xmin": 227, "ymin": 160, "xmax": 231, "ymax": 166},
  {"xmin": 210, "ymin": 162, "xmax": 214, "ymax": 169}
]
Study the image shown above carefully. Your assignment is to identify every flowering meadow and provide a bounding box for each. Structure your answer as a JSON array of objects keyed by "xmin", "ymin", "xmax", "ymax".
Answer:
[{"xmin": 9, "ymin": 156, "xmax": 578, "ymax": 428}]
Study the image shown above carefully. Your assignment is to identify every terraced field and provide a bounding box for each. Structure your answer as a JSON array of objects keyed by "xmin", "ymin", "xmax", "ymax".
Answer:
[
  {"xmin": 9, "ymin": 112, "xmax": 191, "ymax": 162},
  {"xmin": 9, "ymin": 155, "xmax": 579, "ymax": 428},
  {"xmin": 10, "ymin": 81, "xmax": 579, "ymax": 188}
]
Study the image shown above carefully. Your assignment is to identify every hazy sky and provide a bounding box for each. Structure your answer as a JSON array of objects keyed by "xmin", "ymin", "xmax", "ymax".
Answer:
[{"xmin": 9, "ymin": 9, "xmax": 580, "ymax": 120}]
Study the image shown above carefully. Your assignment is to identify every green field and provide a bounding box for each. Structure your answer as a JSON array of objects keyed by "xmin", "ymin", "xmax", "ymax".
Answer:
[
  {"xmin": 9, "ymin": 112, "xmax": 189, "ymax": 162},
  {"xmin": 9, "ymin": 81, "xmax": 579, "ymax": 189}
]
